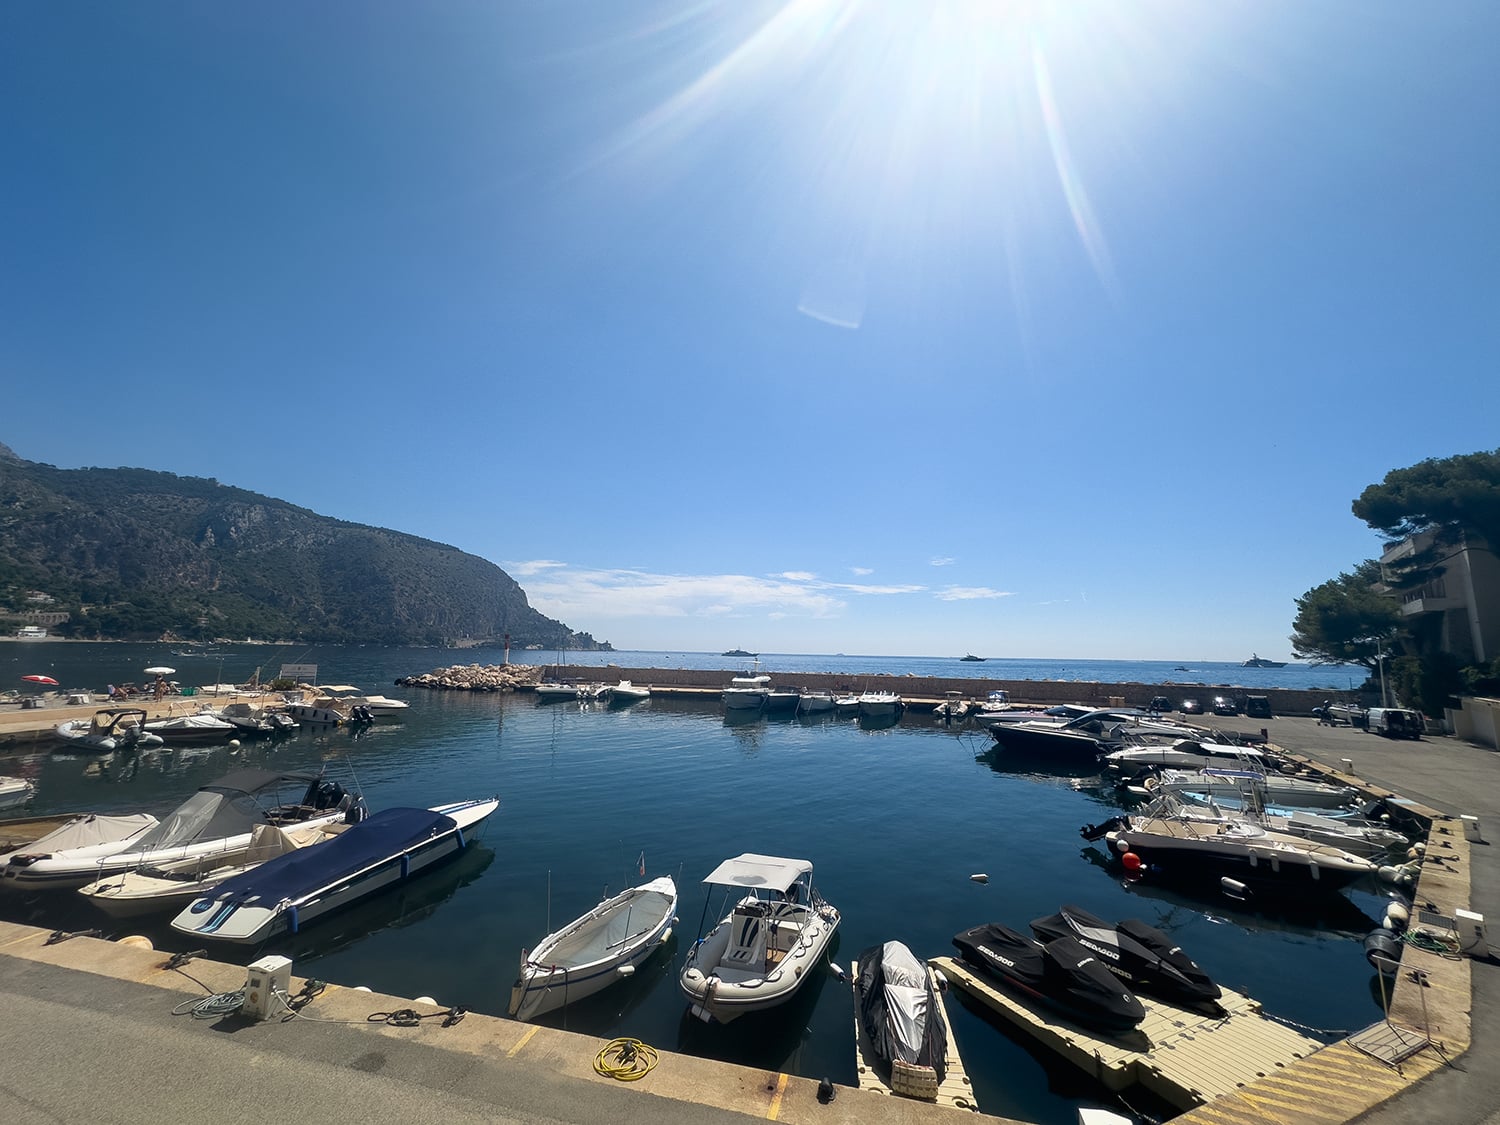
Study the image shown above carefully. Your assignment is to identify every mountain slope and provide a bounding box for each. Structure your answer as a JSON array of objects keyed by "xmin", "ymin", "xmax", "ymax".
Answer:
[{"xmin": 0, "ymin": 445, "xmax": 605, "ymax": 647}]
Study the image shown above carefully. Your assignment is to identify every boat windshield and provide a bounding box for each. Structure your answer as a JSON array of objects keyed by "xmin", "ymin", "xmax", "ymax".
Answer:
[{"xmin": 127, "ymin": 787, "xmax": 275, "ymax": 852}]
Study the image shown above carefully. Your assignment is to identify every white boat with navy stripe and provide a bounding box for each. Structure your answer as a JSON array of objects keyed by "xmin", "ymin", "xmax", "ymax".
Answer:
[{"xmin": 169, "ymin": 797, "xmax": 498, "ymax": 944}]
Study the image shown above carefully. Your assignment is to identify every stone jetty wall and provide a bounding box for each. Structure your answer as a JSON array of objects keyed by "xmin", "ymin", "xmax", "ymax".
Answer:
[{"xmin": 516, "ymin": 664, "xmax": 1349, "ymax": 716}]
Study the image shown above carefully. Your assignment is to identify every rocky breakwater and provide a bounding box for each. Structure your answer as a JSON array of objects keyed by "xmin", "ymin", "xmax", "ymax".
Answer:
[{"xmin": 396, "ymin": 662, "xmax": 542, "ymax": 692}]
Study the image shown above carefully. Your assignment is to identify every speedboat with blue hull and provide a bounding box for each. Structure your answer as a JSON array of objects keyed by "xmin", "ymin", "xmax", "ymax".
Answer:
[
  {"xmin": 952, "ymin": 922, "xmax": 1145, "ymax": 1033},
  {"xmin": 171, "ymin": 798, "xmax": 498, "ymax": 944},
  {"xmin": 1029, "ymin": 905, "xmax": 1223, "ymax": 1014}
]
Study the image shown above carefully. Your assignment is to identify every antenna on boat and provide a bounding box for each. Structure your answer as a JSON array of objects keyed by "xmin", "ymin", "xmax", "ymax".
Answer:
[{"xmin": 546, "ymin": 869, "xmax": 551, "ymax": 935}]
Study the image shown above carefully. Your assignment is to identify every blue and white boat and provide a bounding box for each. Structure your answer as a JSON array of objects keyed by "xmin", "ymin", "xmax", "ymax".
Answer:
[{"xmin": 170, "ymin": 797, "xmax": 499, "ymax": 944}]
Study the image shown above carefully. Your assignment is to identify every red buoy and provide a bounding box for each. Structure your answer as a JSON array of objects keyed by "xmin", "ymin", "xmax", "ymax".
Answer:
[{"xmin": 1121, "ymin": 851, "xmax": 1142, "ymax": 872}]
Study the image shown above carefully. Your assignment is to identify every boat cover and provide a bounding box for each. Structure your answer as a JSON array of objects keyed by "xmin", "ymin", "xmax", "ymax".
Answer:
[
  {"xmin": 2, "ymin": 814, "xmax": 158, "ymax": 863},
  {"xmin": 953, "ymin": 923, "xmax": 1145, "ymax": 1032},
  {"xmin": 126, "ymin": 780, "xmax": 308, "ymax": 854},
  {"xmin": 701, "ymin": 853, "xmax": 811, "ymax": 894},
  {"xmin": 856, "ymin": 941, "xmax": 946, "ymax": 1082},
  {"xmin": 202, "ymin": 807, "xmax": 456, "ymax": 906},
  {"xmin": 1030, "ymin": 905, "xmax": 1222, "ymax": 1011}
]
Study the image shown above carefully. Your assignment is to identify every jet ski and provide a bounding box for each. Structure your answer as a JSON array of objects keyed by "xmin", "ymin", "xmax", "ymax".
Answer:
[
  {"xmin": 952, "ymin": 922, "xmax": 1145, "ymax": 1033},
  {"xmin": 1030, "ymin": 904, "xmax": 1223, "ymax": 1014},
  {"xmin": 855, "ymin": 941, "xmax": 947, "ymax": 1097}
]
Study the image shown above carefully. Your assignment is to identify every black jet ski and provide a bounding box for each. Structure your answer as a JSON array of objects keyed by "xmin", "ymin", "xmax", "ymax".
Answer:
[
  {"xmin": 952, "ymin": 922, "xmax": 1145, "ymax": 1033},
  {"xmin": 1030, "ymin": 904, "xmax": 1224, "ymax": 1014},
  {"xmin": 856, "ymin": 941, "xmax": 947, "ymax": 1093}
]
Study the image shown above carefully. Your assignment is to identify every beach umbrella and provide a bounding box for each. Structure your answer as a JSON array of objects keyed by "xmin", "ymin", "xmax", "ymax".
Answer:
[
  {"xmin": 21, "ymin": 675, "xmax": 59, "ymax": 686},
  {"xmin": 144, "ymin": 666, "xmax": 176, "ymax": 676}
]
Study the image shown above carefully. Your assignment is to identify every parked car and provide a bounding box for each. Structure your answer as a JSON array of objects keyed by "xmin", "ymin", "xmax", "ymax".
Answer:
[
  {"xmin": 1211, "ymin": 695, "xmax": 1238, "ymax": 716},
  {"xmin": 1179, "ymin": 698, "xmax": 1203, "ymax": 715},
  {"xmin": 1367, "ymin": 707, "xmax": 1422, "ymax": 739},
  {"xmin": 1147, "ymin": 696, "xmax": 1172, "ymax": 714},
  {"xmin": 1244, "ymin": 695, "xmax": 1273, "ymax": 718}
]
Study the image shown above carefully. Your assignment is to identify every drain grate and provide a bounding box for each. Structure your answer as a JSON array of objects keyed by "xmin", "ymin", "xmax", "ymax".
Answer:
[{"xmin": 1349, "ymin": 1020, "xmax": 1432, "ymax": 1068}]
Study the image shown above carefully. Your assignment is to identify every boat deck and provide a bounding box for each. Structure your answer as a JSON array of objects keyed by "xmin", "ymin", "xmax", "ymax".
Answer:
[
  {"xmin": 929, "ymin": 956, "xmax": 1324, "ymax": 1112},
  {"xmin": 851, "ymin": 961, "xmax": 980, "ymax": 1113}
]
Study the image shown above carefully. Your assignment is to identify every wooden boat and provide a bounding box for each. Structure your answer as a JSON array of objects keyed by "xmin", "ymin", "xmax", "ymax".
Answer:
[
  {"xmin": 509, "ymin": 875, "xmax": 678, "ymax": 1021},
  {"xmin": 855, "ymin": 940, "xmax": 949, "ymax": 1098},
  {"xmin": 681, "ymin": 853, "xmax": 839, "ymax": 1024},
  {"xmin": 170, "ymin": 797, "xmax": 498, "ymax": 943}
]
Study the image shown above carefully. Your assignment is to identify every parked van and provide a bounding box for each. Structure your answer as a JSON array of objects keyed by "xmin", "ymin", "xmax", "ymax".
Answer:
[{"xmin": 1367, "ymin": 707, "xmax": 1423, "ymax": 740}]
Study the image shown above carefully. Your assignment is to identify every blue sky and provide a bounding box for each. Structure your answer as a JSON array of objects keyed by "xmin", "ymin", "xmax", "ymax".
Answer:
[{"xmin": 3, "ymin": 2, "xmax": 1496, "ymax": 660}]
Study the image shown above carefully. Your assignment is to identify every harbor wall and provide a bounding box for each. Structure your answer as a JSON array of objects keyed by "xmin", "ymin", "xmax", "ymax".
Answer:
[{"xmin": 540, "ymin": 665, "xmax": 1346, "ymax": 716}]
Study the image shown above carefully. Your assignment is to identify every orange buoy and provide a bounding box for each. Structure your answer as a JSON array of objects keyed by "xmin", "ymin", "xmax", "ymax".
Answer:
[{"xmin": 1121, "ymin": 852, "xmax": 1142, "ymax": 872}]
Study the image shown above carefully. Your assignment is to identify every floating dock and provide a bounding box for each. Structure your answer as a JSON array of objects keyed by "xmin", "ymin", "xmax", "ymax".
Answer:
[
  {"xmin": 929, "ymin": 956, "xmax": 1324, "ymax": 1112},
  {"xmin": 851, "ymin": 961, "xmax": 980, "ymax": 1113}
]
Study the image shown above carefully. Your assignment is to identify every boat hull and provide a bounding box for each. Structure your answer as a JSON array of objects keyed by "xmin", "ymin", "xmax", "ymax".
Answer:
[
  {"xmin": 509, "ymin": 876, "xmax": 677, "ymax": 1021},
  {"xmin": 170, "ymin": 799, "xmax": 497, "ymax": 944},
  {"xmin": 681, "ymin": 899, "xmax": 840, "ymax": 1024}
]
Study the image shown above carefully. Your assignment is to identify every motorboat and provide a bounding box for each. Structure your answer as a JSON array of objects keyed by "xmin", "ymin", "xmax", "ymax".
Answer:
[
  {"xmin": 0, "ymin": 776, "xmax": 36, "ymax": 812},
  {"xmin": 855, "ymin": 940, "xmax": 949, "ymax": 1099},
  {"xmin": 77, "ymin": 819, "xmax": 350, "ymax": 918},
  {"xmin": 721, "ymin": 672, "xmax": 772, "ymax": 712},
  {"xmin": 857, "ymin": 690, "xmax": 903, "ymax": 718},
  {"xmin": 170, "ymin": 797, "xmax": 499, "ymax": 943},
  {"xmin": 1102, "ymin": 740, "xmax": 1274, "ymax": 774},
  {"xmin": 1145, "ymin": 791, "xmax": 1410, "ymax": 859},
  {"xmin": 1243, "ymin": 654, "xmax": 1287, "ymax": 668},
  {"xmin": 53, "ymin": 708, "xmax": 164, "ymax": 753},
  {"xmin": 951, "ymin": 922, "xmax": 1145, "ymax": 1033},
  {"xmin": 959, "ymin": 654, "xmax": 985, "ymax": 662},
  {"xmin": 509, "ymin": 875, "xmax": 678, "ymax": 1021},
  {"xmin": 534, "ymin": 680, "xmax": 609, "ymax": 702},
  {"xmin": 833, "ymin": 692, "xmax": 860, "ymax": 714},
  {"xmin": 933, "ymin": 691, "xmax": 972, "ymax": 723},
  {"xmin": 796, "ymin": 689, "xmax": 835, "ymax": 715},
  {"xmin": 608, "ymin": 680, "xmax": 651, "ymax": 704},
  {"xmin": 320, "ymin": 686, "xmax": 411, "ymax": 717},
  {"xmin": 215, "ymin": 702, "xmax": 297, "ymax": 737},
  {"xmin": 972, "ymin": 702, "xmax": 1094, "ymax": 730},
  {"xmin": 1029, "ymin": 904, "xmax": 1223, "ymax": 1013},
  {"xmin": 0, "ymin": 769, "xmax": 359, "ymax": 893},
  {"xmin": 143, "ymin": 710, "xmax": 238, "ymax": 743},
  {"xmin": 680, "ymin": 853, "xmax": 840, "ymax": 1024},
  {"xmin": 1081, "ymin": 812, "xmax": 1378, "ymax": 896},
  {"xmin": 1, "ymin": 812, "xmax": 160, "ymax": 874},
  {"xmin": 1141, "ymin": 766, "xmax": 1358, "ymax": 810},
  {"xmin": 765, "ymin": 687, "xmax": 800, "ymax": 713},
  {"xmin": 285, "ymin": 695, "xmax": 355, "ymax": 725}
]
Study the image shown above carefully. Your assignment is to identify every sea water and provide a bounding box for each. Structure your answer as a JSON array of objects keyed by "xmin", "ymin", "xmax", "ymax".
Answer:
[{"xmin": 0, "ymin": 644, "xmax": 1391, "ymax": 1124}]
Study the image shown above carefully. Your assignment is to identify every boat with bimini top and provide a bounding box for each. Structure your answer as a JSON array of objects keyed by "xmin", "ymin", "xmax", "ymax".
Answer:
[{"xmin": 681, "ymin": 853, "xmax": 840, "ymax": 1024}]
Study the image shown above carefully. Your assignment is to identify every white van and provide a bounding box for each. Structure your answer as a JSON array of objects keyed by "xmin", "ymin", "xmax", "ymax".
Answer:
[{"xmin": 1367, "ymin": 707, "xmax": 1423, "ymax": 740}]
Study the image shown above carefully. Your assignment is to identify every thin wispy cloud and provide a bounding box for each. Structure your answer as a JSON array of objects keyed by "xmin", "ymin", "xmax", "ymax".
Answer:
[
  {"xmin": 508, "ymin": 559, "xmax": 568, "ymax": 577},
  {"xmin": 851, "ymin": 567, "xmax": 873, "ymax": 576},
  {"xmin": 936, "ymin": 586, "xmax": 1014, "ymax": 602},
  {"xmin": 516, "ymin": 562, "xmax": 925, "ymax": 623},
  {"xmin": 930, "ymin": 557, "xmax": 955, "ymax": 567}
]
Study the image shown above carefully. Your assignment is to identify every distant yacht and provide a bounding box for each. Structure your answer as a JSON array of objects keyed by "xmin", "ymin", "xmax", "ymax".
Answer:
[
  {"xmin": 959, "ymin": 654, "xmax": 986, "ymax": 662},
  {"xmin": 1243, "ymin": 653, "xmax": 1287, "ymax": 668},
  {"xmin": 721, "ymin": 648, "xmax": 757, "ymax": 658}
]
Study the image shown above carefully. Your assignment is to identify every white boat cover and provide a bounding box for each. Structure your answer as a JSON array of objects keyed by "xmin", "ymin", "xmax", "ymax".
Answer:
[
  {"xmin": 1, "ymin": 813, "xmax": 157, "ymax": 862},
  {"xmin": 701, "ymin": 853, "xmax": 811, "ymax": 893},
  {"xmin": 878, "ymin": 941, "xmax": 932, "ymax": 1064}
]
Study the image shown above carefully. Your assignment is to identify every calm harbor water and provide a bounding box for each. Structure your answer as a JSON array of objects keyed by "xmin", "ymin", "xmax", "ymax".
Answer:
[{"xmin": 1, "ymin": 644, "xmax": 1393, "ymax": 1124}]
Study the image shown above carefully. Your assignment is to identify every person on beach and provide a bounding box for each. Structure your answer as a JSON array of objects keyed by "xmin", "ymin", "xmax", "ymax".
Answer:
[{"xmin": 154, "ymin": 675, "xmax": 167, "ymax": 700}]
